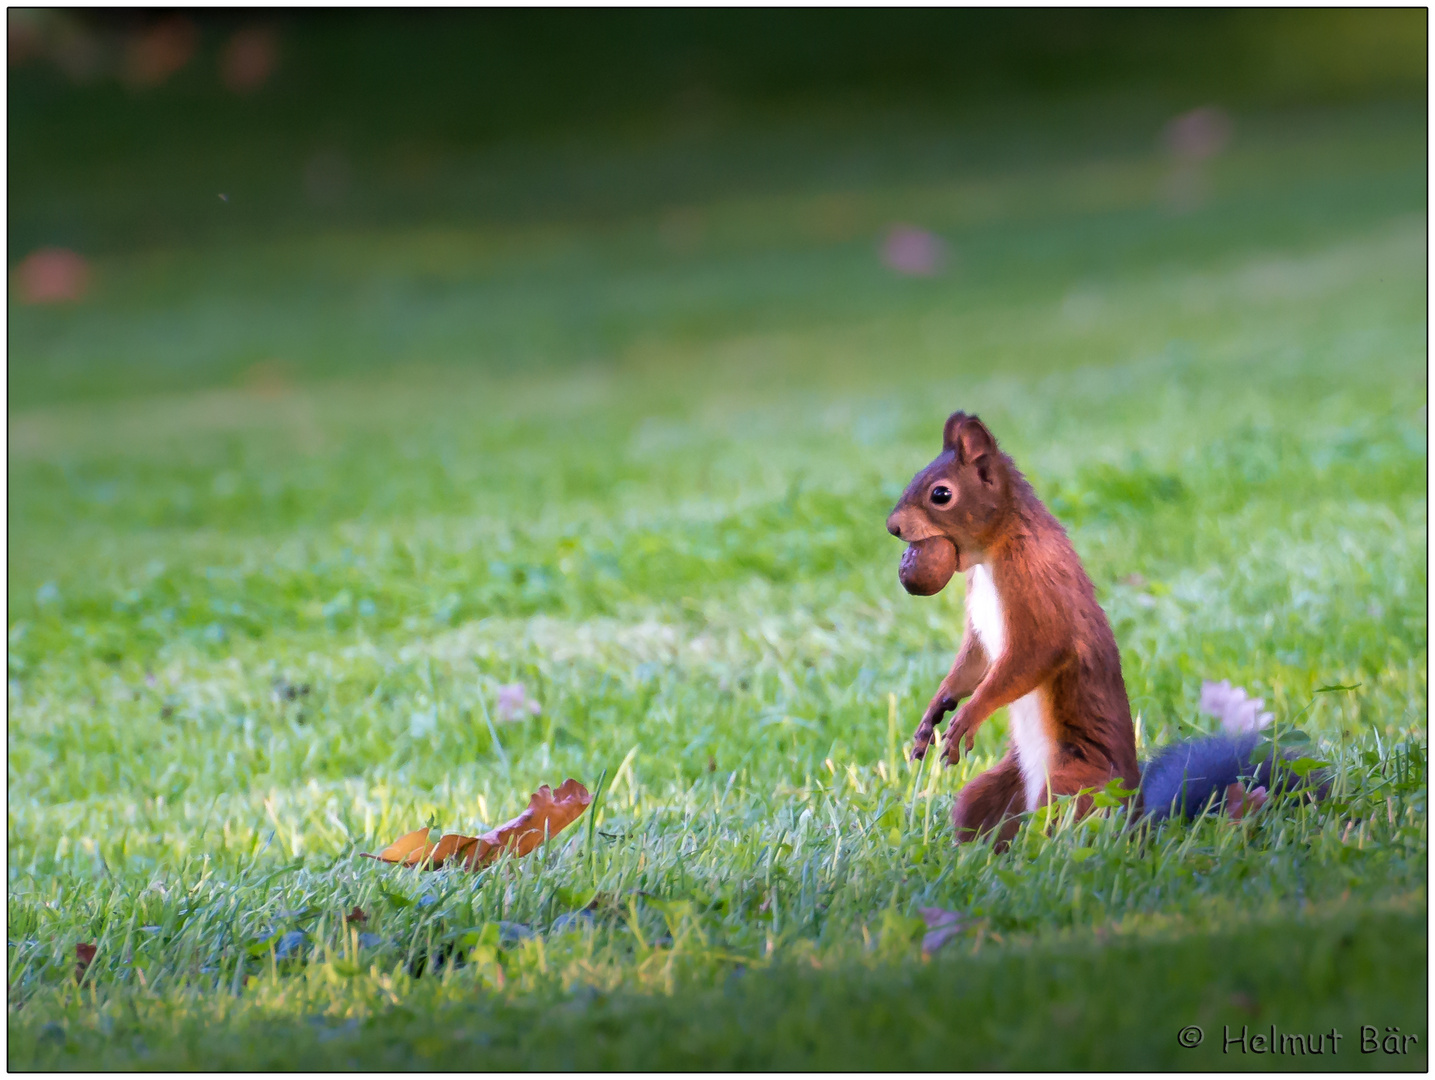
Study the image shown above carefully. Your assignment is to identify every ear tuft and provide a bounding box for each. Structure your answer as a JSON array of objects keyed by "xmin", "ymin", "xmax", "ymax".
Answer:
[
  {"xmin": 942, "ymin": 411, "xmax": 969, "ymax": 452},
  {"xmin": 943, "ymin": 412, "xmax": 996, "ymax": 465}
]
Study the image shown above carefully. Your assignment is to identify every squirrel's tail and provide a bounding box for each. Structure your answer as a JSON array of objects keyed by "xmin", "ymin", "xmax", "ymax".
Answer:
[{"xmin": 1138, "ymin": 733, "xmax": 1298, "ymax": 821}]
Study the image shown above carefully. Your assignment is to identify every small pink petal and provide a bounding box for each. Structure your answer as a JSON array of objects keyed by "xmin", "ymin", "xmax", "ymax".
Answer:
[
  {"xmin": 881, "ymin": 226, "xmax": 948, "ymax": 277},
  {"xmin": 918, "ymin": 907, "xmax": 968, "ymax": 953},
  {"xmin": 495, "ymin": 682, "xmax": 540, "ymax": 723},
  {"xmin": 1162, "ymin": 106, "xmax": 1232, "ymax": 163}
]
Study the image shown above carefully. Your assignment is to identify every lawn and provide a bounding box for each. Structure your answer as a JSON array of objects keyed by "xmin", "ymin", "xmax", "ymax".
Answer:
[{"xmin": 7, "ymin": 82, "xmax": 1427, "ymax": 1068}]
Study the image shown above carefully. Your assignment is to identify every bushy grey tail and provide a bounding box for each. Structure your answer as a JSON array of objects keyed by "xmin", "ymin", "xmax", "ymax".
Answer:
[{"xmin": 1139, "ymin": 733, "xmax": 1289, "ymax": 821}]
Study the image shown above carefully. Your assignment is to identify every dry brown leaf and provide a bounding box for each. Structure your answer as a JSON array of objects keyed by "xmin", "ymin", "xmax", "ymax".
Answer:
[
  {"xmin": 345, "ymin": 906, "xmax": 367, "ymax": 924},
  {"xmin": 74, "ymin": 942, "xmax": 97, "ymax": 983},
  {"xmin": 361, "ymin": 779, "xmax": 592, "ymax": 872},
  {"xmin": 359, "ymin": 827, "xmax": 432, "ymax": 866},
  {"xmin": 1225, "ymin": 781, "xmax": 1268, "ymax": 821},
  {"xmin": 429, "ymin": 832, "xmax": 482, "ymax": 868}
]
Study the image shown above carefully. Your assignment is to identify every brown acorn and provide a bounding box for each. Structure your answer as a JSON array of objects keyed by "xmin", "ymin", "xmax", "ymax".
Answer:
[{"xmin": 898, "ymin": 537, "xmax": 958, "ymax": 596}]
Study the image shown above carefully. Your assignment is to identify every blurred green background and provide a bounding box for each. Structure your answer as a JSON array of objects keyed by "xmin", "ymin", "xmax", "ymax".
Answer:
[{"xmin": 8, "ymin": 8, "xmax": 1427, "ymax": 405}]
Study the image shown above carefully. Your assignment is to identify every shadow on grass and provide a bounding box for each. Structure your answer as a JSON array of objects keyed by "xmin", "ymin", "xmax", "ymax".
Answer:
[{"xmin": 11, "ymin": 900, "xmax": 1425, "ymax": 1070}]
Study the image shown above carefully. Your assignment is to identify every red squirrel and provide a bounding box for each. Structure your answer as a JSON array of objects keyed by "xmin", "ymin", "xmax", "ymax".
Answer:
[{"xmin": 887, "ymin": 411, "xmax": 1281, "ymax": 846}]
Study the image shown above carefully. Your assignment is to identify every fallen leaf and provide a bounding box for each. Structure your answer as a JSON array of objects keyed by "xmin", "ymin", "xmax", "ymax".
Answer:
[
  {"xmin": 74, "ymin": 943, "xmax": 97, "ymax": 983},
  {"xmin": 360, "ymin": 827, "xmax": 432, "ymax": 867},
  {"xmin": 16, "ymin": 248, "xmax": 91, "ymax": 304},
  {"xmin": 1229, "ymin": 991, "xmax": 1261, "ymax": 1016},
  {"xmin": 361, "ymin": 779, "xmax": 592, "ymax": 871},
  {"xmin": 1162, "ymin": 106, "xmax": 1232, "ymax": 164},
  {"xmin": 220, "ymin": 25, "xmax": 278, "ymax": 94},
  {"xmin": 918, "ymin": 906, "xmax": 968, "ymax": 954},
  {"xmin": 1225, "ymin": 782, "xmax": 1268, "ymax": 821},
  {"xmin": 344, "ymin": 906, "xmax": 367, "ymax": 924}
]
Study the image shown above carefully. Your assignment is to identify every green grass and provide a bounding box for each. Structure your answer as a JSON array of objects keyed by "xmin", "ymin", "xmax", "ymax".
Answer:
[{"xmin": 7, "ymin": 98, "xmax": 1427, "ymax": 1069}]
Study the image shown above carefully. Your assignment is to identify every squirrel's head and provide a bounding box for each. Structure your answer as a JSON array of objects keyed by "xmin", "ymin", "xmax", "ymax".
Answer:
[{"xmin": 886, "ymin": 411, "xmax": 1012, "ymax": 595}]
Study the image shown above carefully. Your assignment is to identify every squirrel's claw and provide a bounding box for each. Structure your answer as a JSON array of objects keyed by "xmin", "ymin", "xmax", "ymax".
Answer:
[
  {"xmin": 940, "ymin": 716, "xmax": 976, "ymax": 765},
  {"xmin": 912, "ymin": 695, "xmax": 956, "ymax": 762}
]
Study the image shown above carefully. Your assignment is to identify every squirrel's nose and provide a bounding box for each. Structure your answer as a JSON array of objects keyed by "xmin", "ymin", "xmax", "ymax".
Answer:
[{"xmin": 886, "ymin": 514, "xmax": 903, "ymax": 539}]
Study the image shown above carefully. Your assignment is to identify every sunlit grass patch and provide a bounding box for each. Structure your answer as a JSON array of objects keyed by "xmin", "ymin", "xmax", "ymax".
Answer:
[{"xmin": 7, "ymin": 101, "xmax": 1426, "ymax": 1068}]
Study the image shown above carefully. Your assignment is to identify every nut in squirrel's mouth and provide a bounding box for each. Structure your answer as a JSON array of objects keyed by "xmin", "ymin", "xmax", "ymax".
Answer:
[{"xmin": 898, "ymin": 536, "xmax": 958, "ymax": 596}]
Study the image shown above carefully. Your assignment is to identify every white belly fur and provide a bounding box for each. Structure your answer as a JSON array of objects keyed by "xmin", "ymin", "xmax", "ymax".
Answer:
[
  {"xmin": 1008, "ymin": 689, "xmax": 1052, "ymax": 809},
  {"xmin": 967, "ymin": 564, "xmax": 1053, "ymax": 809},
  {"xmin": 966, "ymin": 565, "xmax": 1005, "ymax": 657}
]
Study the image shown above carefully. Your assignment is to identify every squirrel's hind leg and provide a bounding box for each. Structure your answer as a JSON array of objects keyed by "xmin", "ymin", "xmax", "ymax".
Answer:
[
  {"xmin": 952, "ymin": 752, "xmax": 1025, "ymax": 850},
  {"xmin": 1043, "ymin": 758, "xmax": 1140, "ymax": 820}
]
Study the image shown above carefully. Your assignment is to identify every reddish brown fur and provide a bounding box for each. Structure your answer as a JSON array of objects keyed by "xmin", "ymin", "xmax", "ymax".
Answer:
[{"xmin": 887, "ymin": 412, "xmax": 1140, "ymax": 847}]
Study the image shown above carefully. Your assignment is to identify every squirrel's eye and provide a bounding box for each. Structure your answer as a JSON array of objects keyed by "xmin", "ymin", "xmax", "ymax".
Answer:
[{"xmin": 930, "ymin": 485, "xmax": 953, "ymax": 506}]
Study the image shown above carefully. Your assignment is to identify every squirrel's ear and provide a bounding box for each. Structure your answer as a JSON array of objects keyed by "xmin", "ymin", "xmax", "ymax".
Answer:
[{"xmin": 943, "ymin": 412, "xmax": 996, "ymax": 466}]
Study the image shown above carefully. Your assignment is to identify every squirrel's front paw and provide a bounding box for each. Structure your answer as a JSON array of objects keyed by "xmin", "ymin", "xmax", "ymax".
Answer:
[
  {"xmin": 941, "ymin": 712, "xmax": 977, "ymax": 765},
  {"xmin": 910, "ymin": 721, "xmax": 936, "ymax": 761},
  {"xmin": 912, "ymin": 694, "xmax": 956, "ymax": 761}
]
